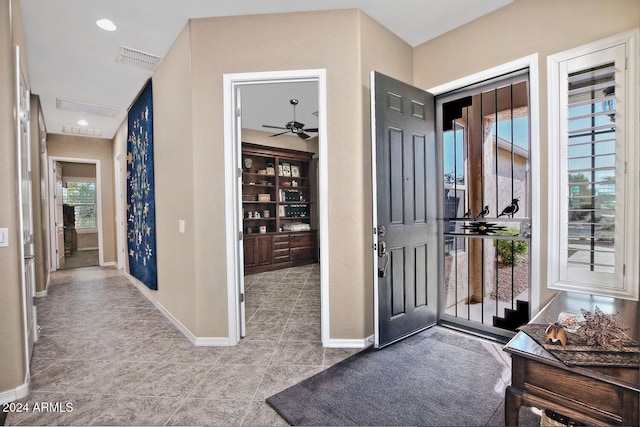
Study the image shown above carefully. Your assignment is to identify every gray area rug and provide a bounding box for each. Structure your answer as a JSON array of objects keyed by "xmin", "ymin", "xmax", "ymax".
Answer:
[{"xmin": 267, "ymin": 327, "xmax": 541, "ymax": 426}]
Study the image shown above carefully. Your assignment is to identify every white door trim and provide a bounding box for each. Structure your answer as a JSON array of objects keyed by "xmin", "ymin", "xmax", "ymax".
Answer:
[
  {"xmin": 47, "ymin": 156, "xmax": 104, "ymax": 269},
  {"xmin": 223, "ymin": 69, "xmax": 329, "ymax": 346},
  {"xmin": 428, "ymin": 53, "xmax": 541, "ymax": 316},
  {"xmin": 114, "ymin": 153, "xmax": 126, "ymax": 270}
]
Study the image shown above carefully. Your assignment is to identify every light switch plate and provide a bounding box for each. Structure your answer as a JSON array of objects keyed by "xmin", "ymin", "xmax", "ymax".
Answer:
[{"xmin": 0, "ymin": 228, "xmax": 8, "ymax": 247}]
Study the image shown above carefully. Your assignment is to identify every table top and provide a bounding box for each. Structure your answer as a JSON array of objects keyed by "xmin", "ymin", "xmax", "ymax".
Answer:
[{"xmin": 504, "ymin": 291, "xmax": 639, "ymax": 391}]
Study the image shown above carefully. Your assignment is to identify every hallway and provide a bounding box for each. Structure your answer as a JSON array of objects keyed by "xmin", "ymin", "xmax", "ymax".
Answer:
[{"xmin": 7, "ymin": 264, "xmax": 359, "ymax": 426}]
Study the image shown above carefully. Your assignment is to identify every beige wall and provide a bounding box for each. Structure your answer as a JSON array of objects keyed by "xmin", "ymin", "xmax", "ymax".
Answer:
[
  {"xmin": 0, "ymin": 0, "xmax": 29, "ymax": 399},
  {"xmin": 413, "ymin": 0, "xmax": 640, "ymax": 307},
  {"xmin": 47, "ymin": 134, "xmax": 117, "ymax": 264},
  {"xmin": 142, "ymin": 9, "xmax": 380, "ymax": 338}
]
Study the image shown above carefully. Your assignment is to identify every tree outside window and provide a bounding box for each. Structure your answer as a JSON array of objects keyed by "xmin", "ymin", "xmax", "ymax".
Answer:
[{"xmin": 63, "ymin": 181, "xmax": 97, "ymax": 229}]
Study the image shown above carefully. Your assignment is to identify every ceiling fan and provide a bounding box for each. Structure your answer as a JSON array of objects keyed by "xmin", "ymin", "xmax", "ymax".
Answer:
[{"xmin": 263, "ymin": 98, "xmax": 318, "ymax": 140}]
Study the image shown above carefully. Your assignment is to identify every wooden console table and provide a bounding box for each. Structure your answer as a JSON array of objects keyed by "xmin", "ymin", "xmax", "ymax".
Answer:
[{"xmin": 503, "ymin": 291, "xmax": 639, "ymax": 426}]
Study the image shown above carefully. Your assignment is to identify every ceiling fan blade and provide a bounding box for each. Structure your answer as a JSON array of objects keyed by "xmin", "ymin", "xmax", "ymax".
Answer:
[
  {"xmin": 270, "ymin": 131, "xmax": 290, "ymax": 137},
  {"xmin": 262, "ymin": 125, "xmax": 288, "ymax": 130},
  {"xmin": 303, "ymin": 128, "xmax": 318, "ymax": 133},
  {"xmin": 291, "ymin": 121, "xmax": 305, "ymax": 130},
  {"xmin": 297, "ymin": 132, "xmax": 311, "ymax": 140}
]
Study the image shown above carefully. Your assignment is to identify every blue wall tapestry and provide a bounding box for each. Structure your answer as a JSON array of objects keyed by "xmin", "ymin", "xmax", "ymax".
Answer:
[{"xmin": 127, "ymin": 80, "xmax": 157, "ymax": 290}]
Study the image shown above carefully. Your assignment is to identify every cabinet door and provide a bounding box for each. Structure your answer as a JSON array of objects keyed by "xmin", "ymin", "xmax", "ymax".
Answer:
[
  {"xmin": 256, "ymin": 235, "xmax": 272, "ymax": 266},
  {"xmin": 243, "ymin": 236, "xmax": 257, "ymax": 268}
]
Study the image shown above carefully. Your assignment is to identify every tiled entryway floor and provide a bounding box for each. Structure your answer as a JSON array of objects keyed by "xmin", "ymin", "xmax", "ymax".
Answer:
[{"xmin": 6, "ymin": 264, "xmax": 360, "ymax": 426}]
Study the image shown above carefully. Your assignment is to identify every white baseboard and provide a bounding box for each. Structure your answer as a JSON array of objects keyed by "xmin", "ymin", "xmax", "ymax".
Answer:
[
  {"xmin": 35, "ymin": 289, "xmax": 48, "ymax": 298},
  {"xmin": 101, "ymin": 261, "xmax": 116, "ymax": 267},
  {"xmin": 0, "ymin": 382, "xmax": 29, "ymax": 405},
  {"xmin": 194, "ymin": 337, "xmax": 233, "ymax": 346},
  {"xmin": 325, "ymin": 335, "xmax": 374, "ymax": 348},
  {"xmin": 124, "ymin": 273, "xmax": 230, "ymax": 346},
  {"xmin": 78, "ymin": 247, "xmax": 99, "ymax": 251}
]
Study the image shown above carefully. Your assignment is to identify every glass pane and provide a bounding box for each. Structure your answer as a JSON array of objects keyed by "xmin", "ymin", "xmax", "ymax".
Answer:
[
  {"xmin": 443, "ymin": 128, "xmax": 465, "ymax": 185},
  {"xmin": 74, "ymin": 205, "xmax": 97, "ymax": 228},
  {"xmin": 566, "ymin": 62, "xmax": 617, "ymax": 274}
]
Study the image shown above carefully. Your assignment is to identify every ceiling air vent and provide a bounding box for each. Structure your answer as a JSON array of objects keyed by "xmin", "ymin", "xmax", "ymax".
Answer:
[
  {"xmin": 56, "ymin": 97, "xmax": 118, "ymax": 117},
  {"xmin": 117, "ymin": 45, "xmax": 161, "ymax": 71},
  {"xmin": 62, "ymin": 124, "xmax": 103, "ymax": 137}
]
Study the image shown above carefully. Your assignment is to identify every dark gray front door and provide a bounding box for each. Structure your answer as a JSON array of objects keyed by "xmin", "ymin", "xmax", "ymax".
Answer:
[{"xmin": 372, "ymin": 71, "xmax": 437, "ymax": 348}]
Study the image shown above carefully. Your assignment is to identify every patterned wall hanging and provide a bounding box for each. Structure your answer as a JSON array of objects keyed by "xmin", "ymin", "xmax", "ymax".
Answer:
[{"xmin": 127, "ymin": 80, "xmax": 157, "ymax": 290}]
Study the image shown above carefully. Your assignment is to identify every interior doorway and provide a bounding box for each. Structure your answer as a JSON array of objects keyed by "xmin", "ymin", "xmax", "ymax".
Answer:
[
  {"xmin": 223, "ymin": 69, "xmax": 329, "ymax": 346},
  {"xmin": 48, "ymin": 157, "xmax": 103, "ymax": 271}
]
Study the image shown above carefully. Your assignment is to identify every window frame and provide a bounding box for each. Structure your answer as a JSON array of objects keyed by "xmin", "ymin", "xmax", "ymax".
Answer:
[{"xmin": 547, "ymin": 29, "xmax": 639, "ymax": 300}]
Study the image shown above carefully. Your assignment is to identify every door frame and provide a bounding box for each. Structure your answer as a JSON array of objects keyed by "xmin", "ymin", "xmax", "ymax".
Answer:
[
  {"xmin": 223, "ymin": 69, "xmax": 329, "ymax": 346},
  {"xmin": 47, "ymin": 156, "xmax": 104, "ymax": 270},
  {"xmin": 114, "ymin": 153, "xmax": 126, "ymax": 270},
  {"xmin": 427, "ymin": 53, "xmax": 542, "ymax": 317}
]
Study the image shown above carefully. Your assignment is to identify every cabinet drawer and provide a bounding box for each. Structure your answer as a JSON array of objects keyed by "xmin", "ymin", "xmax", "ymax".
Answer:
[
  {"xmin": 290, "ymin": 232, "xmax": 316, "ymax": 247},
  {"xmin": 291, "ymin": 246, "xmax": 316, "ymax": 261},
  {"xmin": 273, "ymin": 248, "xmax": 290, "ymax": 263},
  {"xmin": 273, "ymin": 240, "xmax": 290, "ymax": 250},
  {"xmin": 272, "ymin": 235, "xmax": 290, "ymax": 244}
]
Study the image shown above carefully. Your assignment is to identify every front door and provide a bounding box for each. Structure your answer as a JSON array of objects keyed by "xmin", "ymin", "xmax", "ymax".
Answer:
[{"xmin": 371, "ymin": 71, "xmax": 437, "ymax": 348}]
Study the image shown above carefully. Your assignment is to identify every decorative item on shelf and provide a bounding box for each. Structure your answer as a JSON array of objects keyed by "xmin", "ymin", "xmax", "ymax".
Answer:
[
  {"xmin": 244, "ymin": 157, "xmax": 253, "ymax": 169},
  {"xmin": 266, "ymin": 163, "xmax": 275, "ymax": 176},
  {"xmin": 282, "ymin": 162, "xmax": 291, "ymax": 176},
  {"xmin": 259, "ymin": 225, "xmax": 267, "ymax": 233},
  {"xmin": 258, "ymin": 169, "xmax": 268, "ymax": 175},
  {"xmin": 263, "ymin": 210, "xmax": 270, "ymax": 218},
  {"xmin": 242, "ymin": 194, "xmax": 256, "ymax": 201},
  {"xmin": 577, "ymin": 306, "xmax": 633, "ymax": 350},
  {"xmin": 254, "ymin": 210, "xmax": 260, "ymax": 219},
  {"xmin": 291, "ymin": 165, "xmax": 300, "ymax": 177},
  {"xmin": 557, "ymin": 311, "xmax": 582, "ymax": 333},
  {"xmin": 278, "ymin": 164, "xmax": 283, "ymax": 176},
  {"xmin": 248, "ymin": 211, "xmax": 253, "ymax": 218},
  {"xmin": 246, "ymin": 227, "xmax": 252, "ymax": 233},
  {"xmin": 545, "ymin": 323, "xmax": 568, "ymax": 347},
  {"xmin": 292, "ymin": 180, "xmax": 298, "ymax": 187},
  {"xmin": 281, "ymin": 181, "xmax": 291, "ymax": 187},
  {"xmin": 258, "ymin": 193, "xmax": 270, "ymax": 202}
]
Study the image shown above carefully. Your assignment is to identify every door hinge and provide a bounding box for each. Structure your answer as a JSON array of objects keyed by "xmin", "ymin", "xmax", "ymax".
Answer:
[
  {"xmin": 238, "ymin": 231, "xmax": 243, "ymax": 241},
  {"xmin": 32, "ymin": 296, "xmax": 36, "ymax": 305},
  {"xmin": 239, "ymin": 292, "xmax": 245, "ymax": 303},
  {"xmin": 237, "ymin": 167, "xmax": 243, "ymax": 178},
  {"xmin": 235, "ymin": 107, "xmax": 241, "ymax": 117}
]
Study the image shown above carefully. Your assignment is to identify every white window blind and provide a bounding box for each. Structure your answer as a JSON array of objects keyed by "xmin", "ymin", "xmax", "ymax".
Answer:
[{"xmin": 548, "ymin": 30, "xmax": 639, "ymax": 300}]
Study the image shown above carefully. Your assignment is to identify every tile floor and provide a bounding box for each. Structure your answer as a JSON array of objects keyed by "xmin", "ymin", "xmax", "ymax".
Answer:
[{"xmin": 6, "ymin": 263, "xmax": 360, "ymax": 426}]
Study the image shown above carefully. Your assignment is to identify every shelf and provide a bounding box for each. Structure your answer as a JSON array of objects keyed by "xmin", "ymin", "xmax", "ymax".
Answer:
[{"xmin": 242, "ymin": 201, "xmax": 277, "ymax": 204}]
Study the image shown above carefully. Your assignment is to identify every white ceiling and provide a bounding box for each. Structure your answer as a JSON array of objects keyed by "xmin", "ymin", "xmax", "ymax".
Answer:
[{"xmin": 19, "ymin": 0, "xmax": 512, "ymax": 139}]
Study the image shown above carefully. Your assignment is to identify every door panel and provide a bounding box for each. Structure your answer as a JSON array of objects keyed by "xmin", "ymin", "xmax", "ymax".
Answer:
[
  {"xmin": 55, "ymin": 162, "xmax": 65, "ymax": 269},
  {"xmin": 17, "ymin": 48, "xmax": 37, "ymax": 362},
  {"xmin": 372, "ymin": 71, "xmax": 437, "ymax": 348}
]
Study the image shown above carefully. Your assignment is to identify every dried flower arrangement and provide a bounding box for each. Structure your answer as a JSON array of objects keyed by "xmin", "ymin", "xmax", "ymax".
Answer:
[{"xmin": 576, "ymin": 306, "xmax": 633, "ymax": 350}]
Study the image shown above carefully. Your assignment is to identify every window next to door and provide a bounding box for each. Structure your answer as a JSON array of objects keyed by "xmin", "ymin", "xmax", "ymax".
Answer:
[{"xmin": 548, "ymin": 29, "xmax": 639, "ymax": 300}]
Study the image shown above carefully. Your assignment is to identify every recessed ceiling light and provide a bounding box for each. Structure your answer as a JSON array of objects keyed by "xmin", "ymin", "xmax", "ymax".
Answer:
[
  {"xmin": 96, "ymin": 18, "xmax": 117, "ymax": 32},
  {"xmin": 78, "ymin": 119, "xmax": 88, "ymax": 126}
]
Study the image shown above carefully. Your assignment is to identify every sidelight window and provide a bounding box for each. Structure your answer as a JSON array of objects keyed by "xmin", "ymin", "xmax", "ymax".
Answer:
[{"xmin": 548, "ymin": 30, "xmax": 639, "ymax": 300}]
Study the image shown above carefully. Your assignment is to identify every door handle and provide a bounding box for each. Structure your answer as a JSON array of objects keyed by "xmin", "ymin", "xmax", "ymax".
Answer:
[
  {"xmin": 378, "ymin": 241, "xmax": 387, "ymax": 257},
  {"xmin": 378, "ymin": 241, "xmax": 389, "ymax": 278}
]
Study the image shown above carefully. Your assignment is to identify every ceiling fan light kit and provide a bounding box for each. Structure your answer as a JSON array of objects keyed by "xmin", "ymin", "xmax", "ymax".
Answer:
[{"xmin": 263, "ymin": 99, "xmax": 318, "ymax": 140}]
